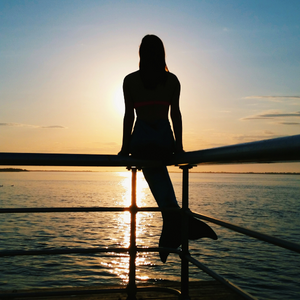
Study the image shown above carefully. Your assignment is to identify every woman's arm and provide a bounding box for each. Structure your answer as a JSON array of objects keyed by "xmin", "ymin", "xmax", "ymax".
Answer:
[
  {"xmin": 170, "ymin": 79, "xmax": 184, "ymax": 153},
  {"xmin": 118, "ymin": 78, "xmax": 135, "ymax": 156}
]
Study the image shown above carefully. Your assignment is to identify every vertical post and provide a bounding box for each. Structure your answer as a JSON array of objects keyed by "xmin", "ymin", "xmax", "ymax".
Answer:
[
  {"xmin": 126, "ymin": 167, "xmax": 137, "ymax": 300},
  {"xmin": 180, "ymin": 165, "xmax": 192, "ymax": 300}
]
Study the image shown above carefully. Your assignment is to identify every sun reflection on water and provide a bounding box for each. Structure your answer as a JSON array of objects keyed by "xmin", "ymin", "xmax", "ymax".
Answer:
[{"xmin": 101, "ymin": 171, "xmax": 156, "ymax": 283}]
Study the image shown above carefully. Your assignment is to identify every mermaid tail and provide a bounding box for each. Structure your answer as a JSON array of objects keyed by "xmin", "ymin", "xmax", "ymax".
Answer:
[
  {"xmin": 159, "ymin": 212, "xmax": 218, "ymax": 263},
  {"xmin": 159, "ymin": 212, "xmax": 182, "ymax": 263},
  {"xmin": 140, "ymin": 166, "xmax": 217, "ymax": 262},
  {"xmin": 188, "ymin": 216, "xmax": 218, "ymax": 240}
]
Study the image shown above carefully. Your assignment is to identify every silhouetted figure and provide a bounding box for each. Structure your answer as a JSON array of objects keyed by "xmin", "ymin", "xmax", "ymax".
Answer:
[{"xmin": 119, "ymin": 35, "xmax": 217, "ymax": 262}]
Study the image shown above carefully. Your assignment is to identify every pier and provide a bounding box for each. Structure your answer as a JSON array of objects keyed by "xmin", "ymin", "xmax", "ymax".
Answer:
[{"xmin": 1, "ymin": 134, "xmax": 300, "ymax": 300}]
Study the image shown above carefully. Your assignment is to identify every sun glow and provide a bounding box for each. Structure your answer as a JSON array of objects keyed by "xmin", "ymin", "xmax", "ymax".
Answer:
[
  {"xmin": 113, "ymin": 85, "xmax": 125, "ymax": 118},
  {"xmin": 102, "ymin": 171, "xmax": 155, "ymax": 282},
  {"xmin": 117, "ymin": 171, "xmax": 151, "ymax": 248},
  {"xmin": 118, "ymin": 171, "xmax": 149, "ymax": 207}
]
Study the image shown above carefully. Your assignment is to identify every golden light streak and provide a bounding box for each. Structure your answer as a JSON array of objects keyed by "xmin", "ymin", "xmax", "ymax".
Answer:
[
  {"xmin": 113, "ymin": 85, "xmax": 125, "ymax": 118},
  {"xmin": 101, "ymin": 171, "xmax": 153, "ymax": 282}
]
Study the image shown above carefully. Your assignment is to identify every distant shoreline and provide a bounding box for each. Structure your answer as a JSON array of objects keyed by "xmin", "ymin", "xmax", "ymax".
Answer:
[
  {"xmin": 0, "ymin": 168, "xmax": 29, "ymax": 172},
  {"xmin": 0, "ymin": 168, "xmax": 299, "ymax": 175},
  {"xmin": 191, "ymin": 171, "xmax": 300, "ymax": 175}
]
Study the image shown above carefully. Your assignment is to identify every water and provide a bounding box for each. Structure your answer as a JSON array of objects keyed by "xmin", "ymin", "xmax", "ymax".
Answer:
[{"xmin": 0, "ymin": 171, "xmax": 299, "ymax": 299}]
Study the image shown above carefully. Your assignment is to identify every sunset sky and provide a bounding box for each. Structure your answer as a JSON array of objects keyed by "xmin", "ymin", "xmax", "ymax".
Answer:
[{"xmin": 1, "ymin": 0, "xmax": 299, "ymax": 172}]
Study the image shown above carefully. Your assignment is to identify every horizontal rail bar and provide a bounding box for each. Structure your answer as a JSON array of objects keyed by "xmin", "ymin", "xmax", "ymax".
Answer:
[
  {"xmin": 187, "ymin": 255, "xmax": 257, "ymax": 300},
  {"xmin": 191, "ymin": 211, "xmax": 300, "ymax": 254},
  {"xmin": 2, "ymin": 207, "xmax": 298, "ymax": 254},
  {"xmin": 2, "ymin": 207, "xmax": 299, "ymax": 253},
  {"xmin": 0, "ymin": 207, "xmax": 129, "ymax": 213},
  {"xmin": 0, "ymin": 286, "xmax": 181, "ymax": 300},
  {"xmin": 0, "ymin": 153, "xmax": 158, "ymax": 167},
  {"xmin": 1, "ymin": 134, "xmax": 300, "ymax": 167},
  {"xmin": 0, "ymin": 207, "xmax": 180, "ymax": 213},
  {"xmin": 0, "ymin": 247, "xmax": 180, "ymax": 257},
  {"xmin": 0, "ymin": 247, "xmax": 128, "ymax": 257},
  {"xmin": 169, "ymin": 134, "xmax": 300, "ymax": 165}
]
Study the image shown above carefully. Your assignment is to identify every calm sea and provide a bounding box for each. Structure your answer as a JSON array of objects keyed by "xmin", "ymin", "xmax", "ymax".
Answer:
[{"xmin": 0, "ymin": 171, "xmax": 299, "ymax": 299}]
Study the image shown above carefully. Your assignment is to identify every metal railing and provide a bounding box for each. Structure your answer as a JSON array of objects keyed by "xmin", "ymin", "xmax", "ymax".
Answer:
[{"xmin": 1, "ymin": 134, "xmax": 300, "ymax": 300}]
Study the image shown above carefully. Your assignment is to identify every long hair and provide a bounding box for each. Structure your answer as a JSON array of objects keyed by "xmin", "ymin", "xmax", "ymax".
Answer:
[{"xmin": 139, "ymin": 35, "xmax": 169, "ymax": 89}]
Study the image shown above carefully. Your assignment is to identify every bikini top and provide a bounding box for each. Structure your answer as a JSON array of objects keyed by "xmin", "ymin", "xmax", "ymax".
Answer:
[{"xmin": 133, "ymin": 101, "xmax": 171, "ymax": 108}]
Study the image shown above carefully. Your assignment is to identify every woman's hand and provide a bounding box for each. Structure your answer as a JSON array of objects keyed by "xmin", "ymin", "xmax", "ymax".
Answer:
[
  {"xmin": 174, "ymin": 146, "xmax": 185, "ymax": 155},
  {"xmin": 118, "ymin": 148, "xmax": 130, "ymax": 156}
]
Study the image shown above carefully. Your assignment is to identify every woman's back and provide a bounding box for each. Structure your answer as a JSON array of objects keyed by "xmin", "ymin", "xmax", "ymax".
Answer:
[{"xmin": 123, "ymin": 70, "xmax": 180, "ymax": 122}]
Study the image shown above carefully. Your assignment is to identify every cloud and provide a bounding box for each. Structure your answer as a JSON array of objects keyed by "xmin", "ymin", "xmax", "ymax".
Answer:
[
  {"xmin": 244, "ymin": 96, "xmax": 300, "ymax": 101},
  {"xmin": 279, "ymin": 122, "xmax": 300, "ymax": 125},
  {"xmin": 41, "ymin": 125, "xmax": 67, "ymax": 129},
  {"xmin": 0, "ymin": 122, "xmax": 36, "ymax": 128},
  {"xmin": 0, "ymin": 122, "xmax": 66, "ymax": 129},
  {"xmin": 242, "ymin": 111, "xmax": 300, "ymax": 120}
]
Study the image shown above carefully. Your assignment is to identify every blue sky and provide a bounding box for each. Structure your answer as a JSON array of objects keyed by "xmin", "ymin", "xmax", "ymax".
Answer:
[{"xmin": 1, "ymin": 0, "xmax": 299, "ymax": 171}]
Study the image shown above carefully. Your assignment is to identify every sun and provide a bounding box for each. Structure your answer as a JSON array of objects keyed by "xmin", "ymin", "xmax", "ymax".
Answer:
[{"xmin": 113, "ymin": 85, "xmax": 125, "ymax": 117}]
